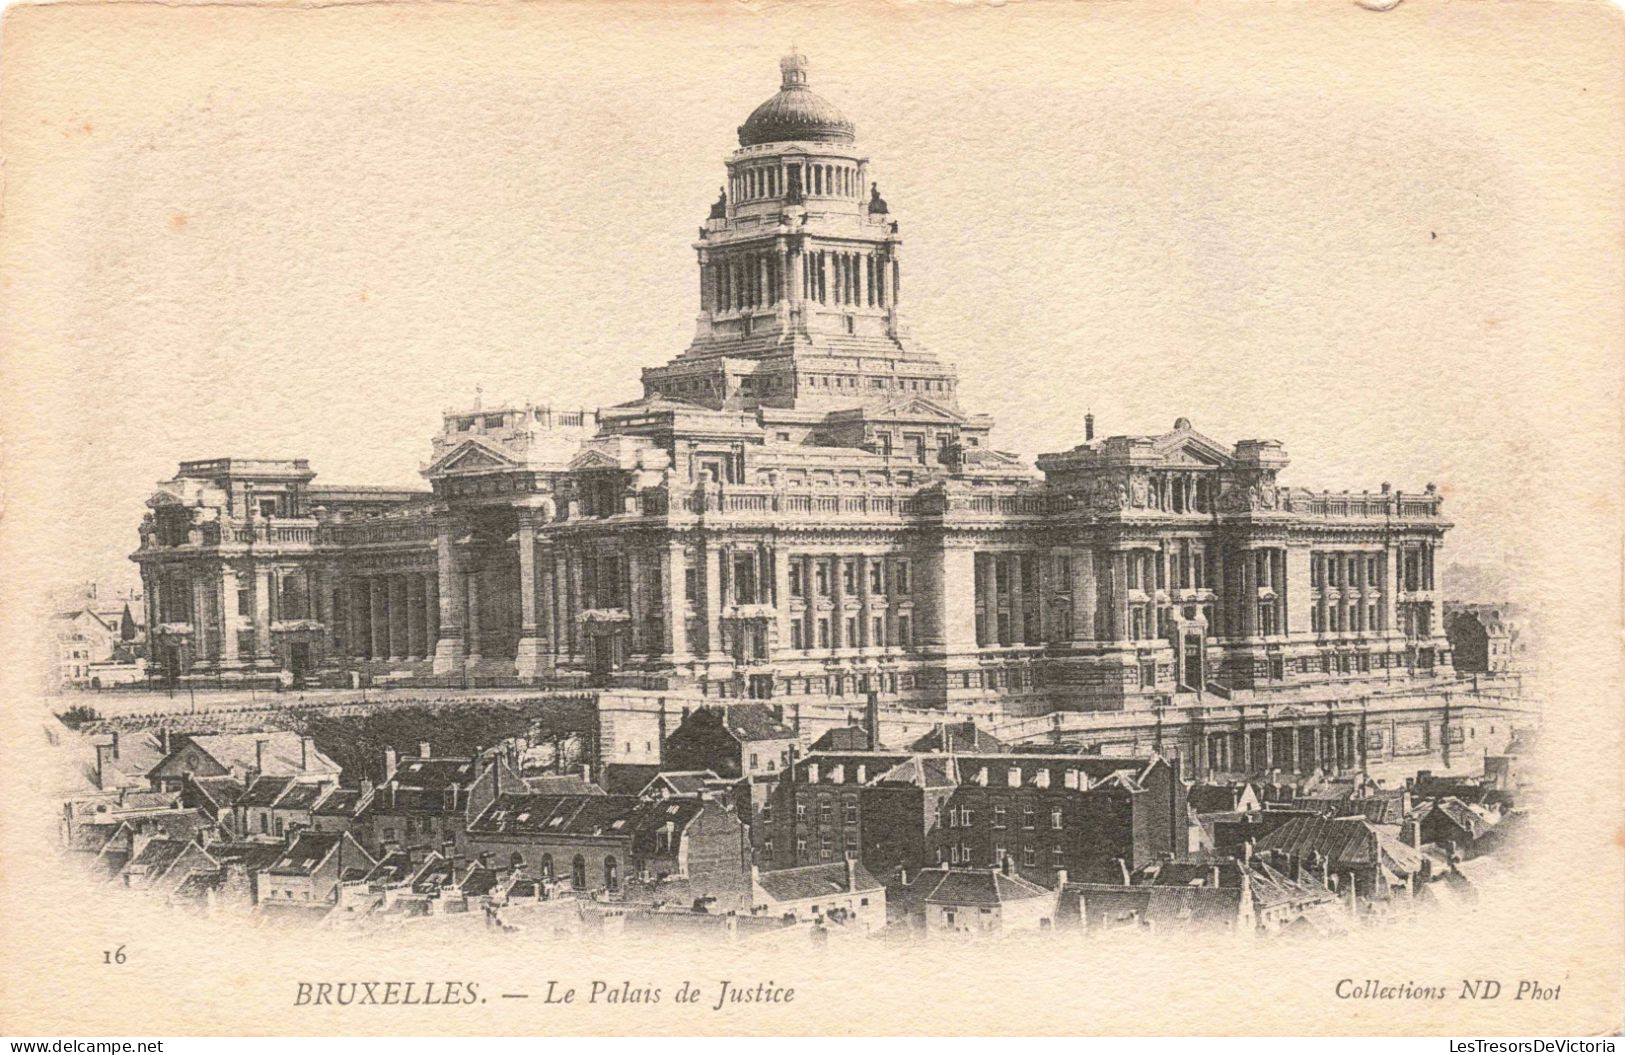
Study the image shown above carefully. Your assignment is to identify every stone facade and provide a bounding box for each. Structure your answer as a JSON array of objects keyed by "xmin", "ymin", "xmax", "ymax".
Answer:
[{"xmin": 132, "ymin": 51, "xmax": 1454, "ymax": 714}]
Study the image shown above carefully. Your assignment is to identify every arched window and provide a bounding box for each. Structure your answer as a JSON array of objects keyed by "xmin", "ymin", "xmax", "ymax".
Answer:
[
  {"xmin": 571, "ymin": 854, "xmax": 587, "ymax": 890},
  {"xmin": 605, "ymin": 856, "xmax": 619, "ymax": 892},
  {"xmin": 539, "ymin": 853, "xmax": 553, "ymax": 880},
  {"xmin": 509, "ymin": 851, "xmax": 525, "ymax": 873}
]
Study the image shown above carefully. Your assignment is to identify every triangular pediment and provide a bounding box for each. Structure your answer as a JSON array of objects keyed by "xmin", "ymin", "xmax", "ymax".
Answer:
[
  {"xmin": 871, "ymin": 397, "xmax": 966, "ymax": 423},
  {"xmin": 566, "ymin": 448, "xmax": 624, "ymax": 471},
  {"xmin": 424, "ymin": 438, "xmax": 523, "ymax": 478},
  {"xmin": 1151, "ymin": 428, "xmax": 1233, "ymax": 467}
]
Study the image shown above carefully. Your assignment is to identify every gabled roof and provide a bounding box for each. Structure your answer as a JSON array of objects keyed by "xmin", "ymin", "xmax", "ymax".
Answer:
[
  {"xmin": 207, "ymin": 841, "xmax": 287, "ymax": 873},
  {"xmin": 639, "ymin": 771, "xmax": 722, "ymax": 797},
  {"xmin": 810, "ymin": 726, "xmax": 873, "ymax": 752},
  {"xmin": 755, "ymin": 860, "xmax": 884, "ymax": 903},
  {"xmin": 1255, "ymin": 815, "xmax": 1423, "ymax": 876},
  {"xmin": 311, "ymin": 787, "xmax": 364, "ymax": 817},
  {"xmin": 185, "ymin": 775, "xmax": 246, "ymax": 813},
  {"xmin": 523, "ymin": 773, "xmax": 605, "ymax": 796},
  {"xmin": 908, "ymin": 722, "xmax": 1006, "ymax": 754},
  {"xmin": 267, "ymin": 831, "xmax": 344, "ymax": 877},
  {"xmin": 125, "ymin": 837, "xmax": 201, "ymax": 876},
  {"xmin": 917, "ymin": 868, "xmax": 1051, "ymax": 908},
  {"xmin": 680, "ymin": 704, "xmax": 795, "ymax": 744},
  {"xmin": 236, "ymin": 775, "xmax": 295, "ymax": 809},
  {"xmin": 152, "ymin": 732, "xmax": 338, "ymax": 780}
]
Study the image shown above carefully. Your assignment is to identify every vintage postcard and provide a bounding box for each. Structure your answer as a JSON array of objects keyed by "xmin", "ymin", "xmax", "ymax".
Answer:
[{"xmin": 0, "ymin": 0, "xmax": 1620, "ymax": 1039}]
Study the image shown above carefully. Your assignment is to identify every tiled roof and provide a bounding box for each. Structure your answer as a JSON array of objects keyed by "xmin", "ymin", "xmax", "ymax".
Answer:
[
  {"xmin": 467, "ymin": 793, "xmax": 708, "ymax": 847},
  {"xmin": 918, "ymin": 868, "xmax": 1051, "ymax": 908},
  {"xmin": 125, "ymin": 838, "xmax": 197, "ymax": 875},
  {"xmin": 207, "ymin": 841, "xmax": 286, "ymax": 872},
  {"xmin": 267, "ymin": 831, "xmax": 341, "ymax": 876},
  {"xmin": 311, "ymin": 787, "xmax": 364, "ymax": 817},
  {"xmin": 362, "ymin": 851, "xmax": 421, "ymax": 888},
  {"xmin": 186, "ymin": 776, "xmax": 245, "ymax": 812},
  {"xmin": 236, "ymin": 776, "xmax": 294, "ymax": 809},
  {"xmin": 1255, "ymin": 815, "xmax": 1423, "ymax": 876},
  {"xmin": 640, "ymin": 771, "xmax": 721, "ymax": 796},
  {"xmin": 755, "ymin": 860, "xmax": 883, "ymax": 903},
  {"xmin": 810, "ymin": 726, "xmax": 872, "ymax": 752},
  {"xmin": 65, "ymin": 822, "xmax": 121, "ymax": 853},
  {"xmin": 523, "ymin": 773, "xmax": 605, "ymax": 795},
  {"xmin": 1188, "ymin": 784, "xmax": 1247, "ymax": 814},
  {"xmin": 273, "ymin": 782, "xmax": 329, "ymax": 811},
  {"xmin": 716, "ymin": 704, "xmax": 795, "ymax": 742},
  {"xmin": 157, "ymin": 732, "xmax": 338, "ymax": 779},
  {"xmin": 170, "ymin": 869, "xmax": 226, "ymax": 900},
  {"xmin": 908, "ymin": 722, "xmax": 1007, "ymax": 754}
]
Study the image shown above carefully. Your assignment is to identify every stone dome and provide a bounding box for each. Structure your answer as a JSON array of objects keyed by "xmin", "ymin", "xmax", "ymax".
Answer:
[{"xmin": 737, "ymin": 51, "xmax": 856, "ymax": 148}]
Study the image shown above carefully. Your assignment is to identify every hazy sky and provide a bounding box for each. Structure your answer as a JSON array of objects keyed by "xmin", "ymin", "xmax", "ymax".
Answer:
[{"xmin": 3, "ymin": 0, "xmax": 1621, "ymax": 597}]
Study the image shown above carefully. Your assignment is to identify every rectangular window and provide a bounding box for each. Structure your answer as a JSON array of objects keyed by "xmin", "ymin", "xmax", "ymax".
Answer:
[
  {"xmin": 869, "ymin": 562, "xmax": 884, "ymax": 593},
  {"xmin": 843, "ymin": 802, "xmax": 858, "ymax": 824},
  {"xmin": 815, "ymin": 562, "xmax": 831, "ymax": 596},
  {"xmin": 841, "ymin": 560, "xmax": 857, "ymax": 594},
  {"xmin": 895, "ymin": 560, "xmax": 911, "ymax": 594},
  {"xmin": 684, "ymin": 567, "xmax": 698, "ymax": 604},
  {"xmin": 1022, "ymin": 806, "xmax": 1035, "ymax": 829},
  {"xmin": 817, "ymin": 618, "xmax": 831, "ymax": 649},
  {"xmin": 992, "ymin": 805, "xmax": 1007, "ymax": 828},
  {"xmin": 789, "ymin": 564, "xmax": 804, "ymax": 597},
  {"xmin": 1051, "ymin": 808, "xmax": 1064, "ymax": 830},
  {"xmin": 871, "ymin": 616, "xmax": 885, "ymax": 647},
  {"xmin": 819, "ymin": 799, "xmax": 832, "ymax": 823},
  {"xmin": 897, "ymin": 613, "xmax": 912, "ymax": 648}
]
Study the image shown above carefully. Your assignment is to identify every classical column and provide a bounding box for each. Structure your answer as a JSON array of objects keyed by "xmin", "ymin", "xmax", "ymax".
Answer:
[
  {"xmin": 702, "ymin": 543, "xmax": 722, "ymax": 659},
  {"xmin": 514, "ymin": 512, "xmax": 548, "ymax": 679},
  {"xmin": 424, "ymin": 572, "xmax": 439, "ymax": 651},
  {"xmin": 1111, "ymin": 551, "xmax": 1132, "ymax": 642},
  {"xmin": 1008, "ymin": 553, "xmax": 1026, "ymax": 645},
  {"xmin": 466, "ymin": 566, "xmax": 483, "ymax": 663},
  {"xmin": 367, "ymin": 576, "xmax": 387, "ymax": 662},
  {"xmin": 665, "ymin": 543, "xmax": 690, "ymax": 661},
  {"xmin": 977, "ymin": 553, "xmax": 998, "ymax": 646},
  {"xmin": 625, "ymin": 549, "xmax": 643, "ymax": 655},
  {"xmin": 190, "ymin": 574, "xmax": 212, "ymax": 667},
  {"xmin": 252, "ymin": 565, "xmax": 273, "ymax": 667},
  {"xmin": 218, "ymin": 565, "xmax": 240, "ymax": 666},
  {"xmin": 1070, "ymin": 548, "xmax": 1096, "ymax": 643},
  {"xmin": 1241, "ymin": 550, "xmax": 1259, "ymax": 639},
  {"xmin": 386, "ymin": 575, "xmax": 407, "ymax": 661},
  {"xmin": 772, "ymin": 546, "xmax": 791, "ymax": 654},
  {"xmin": 432, "ymin": 526, "xmax": 467, "ymax": 673}
]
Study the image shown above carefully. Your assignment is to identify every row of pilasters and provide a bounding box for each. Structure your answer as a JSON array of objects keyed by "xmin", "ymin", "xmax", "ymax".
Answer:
[{"xmin": 1199, "ymin": 723, "xmax": 1362, "ymax": 777}]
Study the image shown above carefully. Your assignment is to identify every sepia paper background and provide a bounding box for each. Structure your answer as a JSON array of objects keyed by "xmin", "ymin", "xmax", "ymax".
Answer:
[{"xmin": 0, "ymin": 0, "xmax": 1621, "ymax": 1035}]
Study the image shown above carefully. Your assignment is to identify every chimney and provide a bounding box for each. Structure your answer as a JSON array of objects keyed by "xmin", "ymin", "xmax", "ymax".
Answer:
[
  {"xmin": 254, "ymin": 738, "xmax": 267, "ymax": 776},
  {"xmin": 1053, "ymin": 869, "xmax": 1068, "ymax": 891},
  {"xmin": 865, "ymin": 692, "xmax": 880, "ymax": 751},
  {"xmin": 419, "ymin": 741, "xmax": 431, "ymax": 759},
  {"xmin": 95, "ymin": 743, "xmax": 112, "ymax": 790},
  {"xmin": 159, "ymin": 728, "xmax": 171, "ymax": 755},
  {"xmin": 1242, "ymin": 838, "xmax": 1254, "ymax": 863},
  {"xmin": 1208, "ymin": 865, "xmax": 1222, "ymax": 888},
  {"xmin": 110, "ymin": 731, "xmax": 120, "ymax": 760},
  {"xmin": 657, "ymin": 698, "xmax": 668, "ymax": 767},
  {"xmin": 580, "ymin": 763, "xmax": 591, "ymax": 783},
  {"xmin": 1085, "ymin": 412, "xmax": 1095, "ymax": 442},
  {"xmin": 383, "ymin": 747, "xmax": 398, "ymax": 781},
  {"xmin": 300, "ymin": 737, "xmax": 311, "ymax": 772},
  {"xmin": 845, "ymin": 853, "xmax": 858, "ymax": 891}
]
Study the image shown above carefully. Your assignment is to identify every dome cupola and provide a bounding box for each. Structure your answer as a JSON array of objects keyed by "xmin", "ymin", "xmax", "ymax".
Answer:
[{"xmin": 737, "ymin": 50, "xmax": 856, "ymax": 148}]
